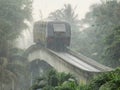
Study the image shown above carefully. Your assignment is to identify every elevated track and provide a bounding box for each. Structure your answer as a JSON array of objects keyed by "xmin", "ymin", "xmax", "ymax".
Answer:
[{"xmin": 25, "ymin": 44, "xmax": 113, "ymax": 83}]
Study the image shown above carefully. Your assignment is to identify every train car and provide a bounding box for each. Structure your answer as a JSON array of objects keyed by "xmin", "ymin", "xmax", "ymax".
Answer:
[{"xmin": 33, "ymin": 20, "xmax": 71, "ymax": 50}]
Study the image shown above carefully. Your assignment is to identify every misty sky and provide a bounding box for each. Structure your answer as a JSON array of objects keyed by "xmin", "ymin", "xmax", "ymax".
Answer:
[{"xmin": 33, "ymin": 0, "xmax": 100, "ymax": 21}]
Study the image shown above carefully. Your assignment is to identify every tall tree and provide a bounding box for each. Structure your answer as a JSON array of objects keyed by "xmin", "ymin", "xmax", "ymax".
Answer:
[
  {"xmin": 0, "ymin": 0, "xmax": 32, "ymax": 89},
  {"xmin": 0, "ymin": 48, "xmax": 31, "ymax": 90},
  {"xmin": 104, "ymin": 26, "xmax": 120, "ymax": 67},
  {"xmin": 0, "ymin": 57, "xmax": 16, "ymax": 90},
  {"xmin": 48, "ymin": 4, "xmax": 79, "ymax": 24},
  {"xmin": 80, "ymin": 0, "xmax": 120, "ymax": 67},
  {"xmin": 0, "ymin": 0, "xmax": 32, "ymax": 57}
]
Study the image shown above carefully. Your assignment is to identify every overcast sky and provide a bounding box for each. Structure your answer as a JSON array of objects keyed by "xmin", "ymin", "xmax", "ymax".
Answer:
[{"xmin": 33, "ymin": 0, "xmax": 100, "ymax": 21}]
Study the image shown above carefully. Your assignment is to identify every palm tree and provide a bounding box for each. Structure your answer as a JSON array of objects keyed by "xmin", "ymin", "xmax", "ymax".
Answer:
[
  {"xmin": 8, "ymin": 48, "xmax": 31, "ymax": 90},
  {"xmin": 48, "ymin": 4, "xmax": 79, "ymax": 24},
  {"xmin": 0, "ymin": 48, "xmax": 30, "ymax": 90},
  {"xmin": 0, "ymin": 57, "xmax": 16, "ymax": 90}
]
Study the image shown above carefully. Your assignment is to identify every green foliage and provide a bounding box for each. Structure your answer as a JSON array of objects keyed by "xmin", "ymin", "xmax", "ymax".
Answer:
[
  {"xmin": 56, "ymin": 81, "xmax": 77, "ymax": 90},
  {"xmin": 0, "ymin": 0, "xmax": 32, "ymax": 57},
  {"xmin": 0, "ymin": 48, "xmax": 31, "ymax": 89},
  {"xmin": 78, "ymin": 0, "xmax": 120, "ymax": 67},
  {"xmin": 30, "ymin": 69, "xmax": 79, "ymax": 90},
  {"xmin": 88, "ymin": 68, "xmax": 120, "ymax": 90},
  {"xmin": 30, "ymin": 68, "xmax": 120, "ymax": 90},
  {"xmin": 0, "ymin": 0, "xmax": 32, "ymax": 90},
  {"xmin": 0, "ymin": 57, "xmax": 16, "ymax": 84},
  {"xmin": 104, "ymin": 26, "xmax": 120, "ymax": 67},
  {"xmin": 58, "ymin": 72, "xmax": 75, "ymax": 85},
  {"xmin": 77, "ymin": 83, "xmax": 89, "ymax": 90},
  {"xmin": 0, "ymin": 0, "xmax": 32, "ymax": 88},
  {"xmin": 0, "ymin": 0, "xmax": 32, "ymax": 40},
  {"xmin": 48, "ymin": 68, "xmax": 120, "ymax": 90},
  {"xmin": 43, "ymin": 85, "xmax": 55, "ymax": 90},
  {"xmin": 47, "ymin": 70, "xmax": 59, "ymax": 86}
]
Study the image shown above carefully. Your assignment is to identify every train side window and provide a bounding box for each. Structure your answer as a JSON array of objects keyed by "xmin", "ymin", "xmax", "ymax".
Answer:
[
  {"xmin": 34, "ymin": 24, "xmax": 39, "ymax": 32},
  {"xmin": 41, "ymin": 23, "xmax": 46, "ymax": 34},
  {"xmin": 39, "ymin": 24, "xmax": 43, "ymax": 31}
]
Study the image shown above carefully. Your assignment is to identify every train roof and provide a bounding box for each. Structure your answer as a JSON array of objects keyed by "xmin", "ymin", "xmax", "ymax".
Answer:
[{"xmin": 34, "ymin": 20, "xmax": 70, "ymax": 25}]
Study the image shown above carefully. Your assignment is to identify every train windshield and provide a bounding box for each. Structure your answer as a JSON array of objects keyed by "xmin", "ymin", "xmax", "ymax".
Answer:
[{"xmin": 53, "ymin": 24, "xmax": 66, "ymax": 32}]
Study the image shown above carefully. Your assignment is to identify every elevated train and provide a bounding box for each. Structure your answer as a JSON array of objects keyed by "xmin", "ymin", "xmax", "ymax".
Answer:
[{"xmin": 33, "ymin": 20, "xmax": 71, "ymax": 50}]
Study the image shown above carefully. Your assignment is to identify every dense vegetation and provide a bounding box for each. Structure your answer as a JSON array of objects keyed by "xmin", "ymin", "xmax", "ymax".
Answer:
[
  {"xmin": 0, "ymin": 0, "xmax": 32, "ymax": 57},
  {"xmin": 79, "ymin": 0, "xmax": 120, "ymax": 67},
  {"xmin": 30, "ymin": 69, "xmax": 84, "ymax": 90},
  {"xmin": 0, "ymin": 0, "xmax": 32, "ymax": 89},
  {"xmin": 88, "ymin": 67, "xmax": 120, "ymax": 90},
  {"xmin": 31, "ymin": 68, "xmax": 120, "ymax": 90}
]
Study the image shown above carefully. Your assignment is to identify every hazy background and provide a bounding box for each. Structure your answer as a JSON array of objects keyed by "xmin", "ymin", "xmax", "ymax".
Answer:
[
  {"xmin": 33, "ymin": 0, "xmax": 100, "ymax": 21},
  {"xmin": 17, "ymin": 0, "xmax": 101, "ymax": 49}
]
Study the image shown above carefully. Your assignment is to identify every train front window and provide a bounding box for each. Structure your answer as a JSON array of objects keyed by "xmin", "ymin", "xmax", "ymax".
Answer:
[{"xmin": 53, "ymin": 24, "xmax": 66, "ymax": 32}]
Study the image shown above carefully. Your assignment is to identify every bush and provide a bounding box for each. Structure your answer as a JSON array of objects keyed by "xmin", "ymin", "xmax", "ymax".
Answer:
[{"xmin": 88, "ymin": 68, "xmax": 120, "ymax": 90}]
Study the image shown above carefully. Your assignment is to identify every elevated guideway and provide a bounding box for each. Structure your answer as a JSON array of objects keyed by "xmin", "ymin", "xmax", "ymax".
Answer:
[
  {"xmin": 25, "ymin": 44, "xmax": 113, "ymax": 83},
  {"xmin": 49, "ymin": 50, "xmax": 100, "ymax": 72},
  {"xmin": 66, "ymin": 48, "xmax": 112, "ymax": 72}
]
